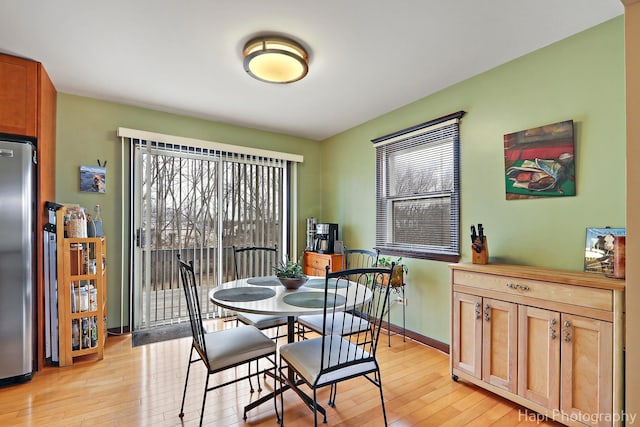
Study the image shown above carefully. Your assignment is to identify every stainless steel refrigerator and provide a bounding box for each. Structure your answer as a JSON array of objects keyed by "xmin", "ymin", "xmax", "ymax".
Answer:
[{"xmin": 0, "ymin": 139, "xmax": 35, "ymax": 382}]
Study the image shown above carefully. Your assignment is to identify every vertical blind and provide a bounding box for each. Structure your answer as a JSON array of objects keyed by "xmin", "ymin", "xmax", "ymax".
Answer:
[
  {"xmin": 134, "ymin": 139, "xmax": 288, "ymax": 327},
  {"xmin": 117, "ymin": 128, "xmax": 303, "ymax": 329},
  {"xmin": 372, "ymin": 111, "xmax": 464, "ymax": 260}
]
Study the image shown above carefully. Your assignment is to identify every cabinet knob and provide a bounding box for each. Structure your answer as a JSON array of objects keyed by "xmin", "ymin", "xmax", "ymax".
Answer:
[
  {"xmin": 563, "ymin": 320, "xmax": 571, "ymax": 342},
  {"xmin": 550, "ymin": 318, "xmax": 557, "ymax": 339}
]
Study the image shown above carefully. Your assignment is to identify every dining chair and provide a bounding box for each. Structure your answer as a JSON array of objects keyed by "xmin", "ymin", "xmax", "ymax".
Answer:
[
  {"xmin": 343, "ymin": 248, "xmax": 379, "ymax": 269},
  {"xmin": 232, "ymin": 244, "xmax": 288, "ymax": 340},
  {"xmin": 346, "ymin": 248, "xmax": 406, "ymax": 347},
  {"xmin": 297, "ymin": 248, "xmax": 378, "ymax": 340},
  {"xmin": 232, "ymin": 245, "xmax": 289, "ymax": 392},
  {"xmin": 177, "ymin": 255, "xmax": 277, "ymax": 426},
  {"xmin": 275, "ymin": 264, "xmax": 395, "ymax": 426}
]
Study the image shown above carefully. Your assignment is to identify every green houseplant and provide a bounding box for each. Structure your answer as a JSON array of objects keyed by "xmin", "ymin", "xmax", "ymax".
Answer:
[
  {"xmin": 375, "ymin": 256, "xmax": 408, "ymax": 287},
  {"xmin": 273, "ymin": 257, "xmax": 308, "ymax": 290}
]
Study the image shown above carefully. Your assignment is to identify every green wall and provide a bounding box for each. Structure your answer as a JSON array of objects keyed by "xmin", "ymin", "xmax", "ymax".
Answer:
[
  {"xmin": 321, "ymin": 17, "xmax": 625, "ymax": 344},
  {"xmin": 55, "ymin": 96, "xmax": 322, "ymax": 328},
  {"xmin": 56, "ymin": 17, "xmax": 625, "ymax": 343}
]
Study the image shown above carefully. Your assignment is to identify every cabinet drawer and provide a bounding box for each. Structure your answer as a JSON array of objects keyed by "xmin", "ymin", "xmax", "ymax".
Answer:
[
  {"xmin": 307, "ymin": 255, "xmax": 331, "ymax": 269},
  {"xmin": 452, "ymin": 269, "xmax": 612, "ymax": 311}
]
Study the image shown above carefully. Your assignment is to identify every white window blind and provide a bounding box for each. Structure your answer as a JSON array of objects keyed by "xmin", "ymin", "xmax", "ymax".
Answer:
[{"xmin": 372, "ymin": 111, "xmax": 464, "ymax": 261}]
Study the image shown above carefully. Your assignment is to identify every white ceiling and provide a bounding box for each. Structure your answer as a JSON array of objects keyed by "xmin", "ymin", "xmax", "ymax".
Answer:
[{"xmin": 0, "ymin": 1, "xmax": 623, "ymax": 141}]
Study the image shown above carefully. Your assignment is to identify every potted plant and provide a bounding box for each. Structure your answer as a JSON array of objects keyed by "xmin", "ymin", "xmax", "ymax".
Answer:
[
  {"xmin": 375, "ymin": 256, "xmax": 408, "ymax": 287},
  {"xmin": 273, "ymin": 257, "xmax": 308, "ymax": 290}
]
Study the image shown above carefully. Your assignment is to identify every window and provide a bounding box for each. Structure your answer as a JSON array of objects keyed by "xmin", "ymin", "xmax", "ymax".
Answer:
[{"xmin": 372, "ymin": 111, "xmax": 464, "ymax": 262}]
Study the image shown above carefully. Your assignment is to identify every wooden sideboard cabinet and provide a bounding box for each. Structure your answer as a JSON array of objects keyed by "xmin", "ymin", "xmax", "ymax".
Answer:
[
  {"xmin": 303, "ymin": 251, "xmax": 344, "ymax": 276},
  {"xmin": 449, "ymin": 263, "xmax": 624, "ymax": 427}
]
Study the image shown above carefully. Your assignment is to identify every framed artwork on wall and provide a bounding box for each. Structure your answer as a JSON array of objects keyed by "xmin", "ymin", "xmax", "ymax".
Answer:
[
  {"xmin": 79, "ymin": 165, "xmax": 106, "ymax": 193},
  {"xmin": 584, "ymin": 227, "xmax": 625, "ymax": 275},
  {"xmin": 504, "ymin": 120, "xmax": 575, "ymax": 200}
]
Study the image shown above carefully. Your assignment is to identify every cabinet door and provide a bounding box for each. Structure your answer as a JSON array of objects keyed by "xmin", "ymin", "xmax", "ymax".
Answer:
[
  {"xmin": 0, "ymin": 54, "xmax": 38, "ymax": 137},
  {"xmin": 560, "ymin": 314, "xmax": 613, "ymax": 427},
  {"xmin": 518, "ymin": 305, "xmax": 560, "ymax": 409},
  {"xmin": 451, "ymin": 292, "xmax": 482, "ymax": 379},
  {"xmin": 482, "ymin": 298, "xmax": 517, "ymax": 393}
]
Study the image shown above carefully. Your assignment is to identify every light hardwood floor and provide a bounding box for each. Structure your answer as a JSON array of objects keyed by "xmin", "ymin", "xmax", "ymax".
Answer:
[{"xmin": 0, "ymin": 320, "xmax": 561, "ymax": 426}]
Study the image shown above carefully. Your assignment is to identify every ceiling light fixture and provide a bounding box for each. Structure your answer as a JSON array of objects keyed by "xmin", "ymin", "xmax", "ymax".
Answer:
[{"xmin": 242, "ymin": 36, "xmax": 309, "ymax": 84}]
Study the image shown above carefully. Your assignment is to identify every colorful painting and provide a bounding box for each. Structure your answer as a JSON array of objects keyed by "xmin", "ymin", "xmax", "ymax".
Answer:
[
  {"xmin": 584, "ymin": 227, "xmax": 625, "ymax": 274},
  {"xmin": 504, "ymin": 120, "xmax": 575, "ymax": 200},
  {"xmin": 80, "ymin": 165, "xmax": 106, "ymax": 193}
]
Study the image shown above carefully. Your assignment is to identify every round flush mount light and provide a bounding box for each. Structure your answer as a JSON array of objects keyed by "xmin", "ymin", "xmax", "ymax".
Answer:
[{"xmin": 242, "ymin": 36, "xmax": 309, "ymax": 84}]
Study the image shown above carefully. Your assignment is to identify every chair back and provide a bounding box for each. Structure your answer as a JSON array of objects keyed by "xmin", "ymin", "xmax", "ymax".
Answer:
[
  {"xmin": 177, "ymin": 255, "xmax": 208, "ymax": 362},
  {"xmin": 320, "ymin": 264, "xmax": 394, "ymax": 373},
  {"xmin": 233, "ymin": 244, "xmax": 278, "ymax": 279},
  {"xmin": 343, "ymin": 249, "xmax": 379, "ymax": 270}
]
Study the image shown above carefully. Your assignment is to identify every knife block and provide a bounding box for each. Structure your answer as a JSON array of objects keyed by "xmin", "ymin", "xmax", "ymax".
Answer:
[{"xmin": 472, "ymin": 237, "xmax": 488, "ymax": 265}]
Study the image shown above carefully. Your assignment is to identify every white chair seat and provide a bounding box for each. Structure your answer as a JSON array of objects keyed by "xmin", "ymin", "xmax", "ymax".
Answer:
[
  {"xmin": 236, "ymin": 312, "xmax": 288, "ymax": 330},
  {"xmin": 297, "ymin": 312, "xmax": 370, "ymax": 336},
  {"xmin": 279, "ymin": 335, "xmax": 376, "ymax": 387},
  {"xmin": 204, "ymin": 325, "xmax": 275, "ymax": 371}
]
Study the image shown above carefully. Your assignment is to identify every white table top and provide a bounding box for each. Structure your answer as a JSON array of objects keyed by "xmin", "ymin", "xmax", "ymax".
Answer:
[{"xmin": 209, "ymin": 276, "xmax": 372, "ymax": 317}]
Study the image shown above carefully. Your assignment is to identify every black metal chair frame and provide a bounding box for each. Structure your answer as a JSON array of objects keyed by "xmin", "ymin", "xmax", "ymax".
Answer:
[
  {"xmin": 345, "ymin": 248, "xmax": 406, "ymax": 346},
  {"xmin": 232, "ymin": 245, "xmax": 288, "ymax": 343},
  {"xmin": 343, "ymin": 248, "xmax": 379, "ymax": 270},
  {"xmin": 232, "ymin": 244, "xmax": 288, "ymax": 391},
  {"xmin": 233, "ymin": 244, "xmax": 279, "ymax": 280},
  {"xmin": 177, "ymin": 255, "xmax": 277, "ymax": 425},
  {"xmin": 276, "ymin": 264, "xmax": 394, "ymax": 426},
  {"xmin": 297, "ymin": 248, "xmax": 379, "ymax": 342}
]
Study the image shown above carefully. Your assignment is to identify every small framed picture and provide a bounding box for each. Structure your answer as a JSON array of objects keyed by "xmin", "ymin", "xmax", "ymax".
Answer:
[
  {"xmin": 584, "ymin": 227, "xmax": 625, "ymax": 274},
  {"xmin": 80, "ymin": 165, "xmax": 106, "ymax": 193}
]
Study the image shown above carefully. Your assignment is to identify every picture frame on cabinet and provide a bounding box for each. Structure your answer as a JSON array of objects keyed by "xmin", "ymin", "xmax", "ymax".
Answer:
[
  {"xmin": 584, "ymin": 227, "xmax": 625, "ymax": 275},
  {"xmin": 80, "ymin": 165, "xmax": 106, "ymax": 193}
]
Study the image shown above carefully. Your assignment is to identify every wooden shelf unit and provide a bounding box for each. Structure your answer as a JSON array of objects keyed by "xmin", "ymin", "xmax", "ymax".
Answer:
[
  {"xmin": 56, "ymin": 208, "xmax": 107, "ymax": 367},
  {"xmin": 449, "ymin": 262, "xmax": 625, "ymax": 427}
]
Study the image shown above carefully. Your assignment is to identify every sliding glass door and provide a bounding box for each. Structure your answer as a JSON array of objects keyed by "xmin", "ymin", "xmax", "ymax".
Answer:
[{"xmin": 131, "ymin": 140, "xmax": 287, "ymax": 330}]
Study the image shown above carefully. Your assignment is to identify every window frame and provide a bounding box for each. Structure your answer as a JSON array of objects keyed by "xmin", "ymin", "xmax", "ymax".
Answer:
[{"xmin": 372, "ymin": 111, "xmax": 465, "ymax": 262}]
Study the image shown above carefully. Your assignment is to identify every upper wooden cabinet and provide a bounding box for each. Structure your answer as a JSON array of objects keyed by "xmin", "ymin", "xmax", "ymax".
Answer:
[
  {"xmin": 0, "ymin": 53, "xmax": 57, "ymax": 372},
  {"xmin": 0, "ymin": 54, "xmax": 39, "ymax": 137}
]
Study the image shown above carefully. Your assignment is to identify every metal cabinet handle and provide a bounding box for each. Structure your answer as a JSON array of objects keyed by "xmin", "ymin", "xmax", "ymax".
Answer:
[
  {"xmin": 550, "ymin": 318, "xmax": 557, "ymax": 339},
  {"xmin": 505, "ymin": 283, "xmax": 530, "ymax": 291},
  {"xmin": 484, "ymin": 303, "xmax": 490, "ymax": 321},
  {"xmin": 474, "ymin": 302, "xmax": 481, "ymax": 319}
]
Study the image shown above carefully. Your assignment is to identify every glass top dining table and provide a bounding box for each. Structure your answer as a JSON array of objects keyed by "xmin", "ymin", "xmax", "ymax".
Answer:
[{"xmin": 209, "ymin": 275, "xmax": 373, "ymax": 343}]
